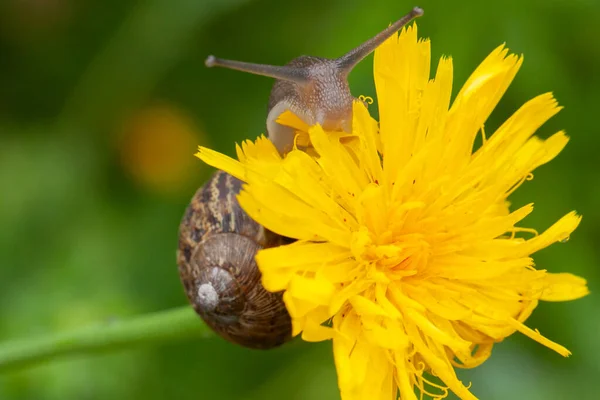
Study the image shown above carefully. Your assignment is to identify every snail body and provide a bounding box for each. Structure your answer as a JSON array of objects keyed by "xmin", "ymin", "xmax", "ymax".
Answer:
[
  {"xmin": 205, "ymin": 7, "xmax": 423, "ymax": 154},
  {"xmin": 177, "ymin": 7, "xmax": 423, "ymax": 349}
]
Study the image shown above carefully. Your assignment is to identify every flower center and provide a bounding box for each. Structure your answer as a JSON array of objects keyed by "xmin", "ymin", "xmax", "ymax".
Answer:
[{"xmin": 350, "ymin": 226, "xmax": 431, "ymax": 280}]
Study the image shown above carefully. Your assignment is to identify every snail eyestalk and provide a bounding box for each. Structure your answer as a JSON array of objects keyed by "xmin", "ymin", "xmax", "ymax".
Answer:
[
  {"xmin": 204, "ymin": 55, "xmax": 309, "ymax": 83},
  {"xmin": 336, "ymin": 6, "xmax": 424, "ymax": 72}
]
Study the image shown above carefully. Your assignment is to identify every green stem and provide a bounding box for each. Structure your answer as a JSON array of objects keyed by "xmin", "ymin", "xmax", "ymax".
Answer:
[{"xmin": 0, "ymin": 306, "xmax": 210, "ymax": 373}]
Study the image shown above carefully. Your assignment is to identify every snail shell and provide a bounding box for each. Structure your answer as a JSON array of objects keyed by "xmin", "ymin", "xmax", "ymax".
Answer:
[{"xmin": 177, "ymin": 170, "xmax": 292, "ymax": 349}]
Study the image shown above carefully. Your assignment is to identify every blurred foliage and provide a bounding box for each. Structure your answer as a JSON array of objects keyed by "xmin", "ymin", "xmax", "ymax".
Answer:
[{"xmin": 0, "ymin": 0, "xmax": 598, "ymax": 399}]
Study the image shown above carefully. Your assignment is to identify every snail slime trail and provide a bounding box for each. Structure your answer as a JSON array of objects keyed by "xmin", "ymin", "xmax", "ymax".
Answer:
[{"xmin": 176, "ymin": 7, "xmax": 424, "ymax": 349}]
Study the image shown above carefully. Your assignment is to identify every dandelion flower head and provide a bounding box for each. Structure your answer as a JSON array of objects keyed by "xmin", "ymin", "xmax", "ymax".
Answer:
[{"xmin": 197, "ymin": 24, "xmax": 588, "ymax": 400}]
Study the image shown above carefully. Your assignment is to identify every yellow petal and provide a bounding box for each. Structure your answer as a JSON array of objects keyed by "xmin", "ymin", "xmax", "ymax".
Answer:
[
  {"xmin": 283, "ymin": 291, "xmax": 318, "ymax": 320},
  {"xmin": 196, "ymin": 135, "xmax": 283, "ymax": 183},
  {"xmin": 452, "ymin": 342, "xmax": 493, "ymax": 369},
  {"xmin": 394, "ymin": 350, "xmax": 419, "ymax": 400},
  {"xmin": 404, "ymin": 322, "xmax": 477, "ymax": 400},
  {"xmin": 309, "ymin": 124, "xmax": 369, "ymax": 200},
  {"xmin": 256, "ymin": 241, "xmax": 349, "ymax": 291},
  {"xmin": 508, "ymin": 318, "xmax": 571, "ymax": 356},
  {"xmin": 352, "ymin": 101, "xmax": 383, "ymax": 184},
  {"xmin": 540, "ymin": 272, "xmax": 589, "ymax": 301},
  {"xmin": 513, "ymin": 211, "xmax": 581, "ymax": 257},
  {"xmin": 349, "ymin": 295, "xmax": 389, "ymax": 318},
  {"xmin": 473, "ymin": 93, "xmax": 561, "ymax": 175},
  {"xmin": 404, "ymin": 308, "xmax": 471, "ymax": 352},
  {"xmin": 375, "ymin": 24, "xmax": 431, "ymax": 179},
  {"xmin": 362, "ymin": 318, "xmax": 409, "ymax": 350},
  {"xmin": 302, "ymin": 318, "xmax": 334, "ymax": 342},
  {"xmin": 444, "ymin": 45, "xmax": 522, "ymax": 169},
  {"xmin": 276, "ymin": 110, "xmax": 310, "ymax": 133},
  {"xmin": 238, "ymin": 181, "xmax": 351, "ymax": 245},
  {"xmin": 195, "ymin": 146, "xmax": 246, "ymax": 181},
  {"xmin": 289, "ymin": 274, "xmax": 336, "ymax": 305}
]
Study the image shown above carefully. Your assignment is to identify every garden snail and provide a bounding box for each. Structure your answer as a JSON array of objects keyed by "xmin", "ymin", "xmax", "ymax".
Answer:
[{"xmin": 176, "ymin": 7, "xmax": 424, "ymax": 349}]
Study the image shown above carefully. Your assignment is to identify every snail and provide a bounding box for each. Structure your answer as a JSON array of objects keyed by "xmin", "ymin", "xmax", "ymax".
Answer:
[{"xmin": 176, "ymin": 7, "xmax": 424, "ymax": 349}]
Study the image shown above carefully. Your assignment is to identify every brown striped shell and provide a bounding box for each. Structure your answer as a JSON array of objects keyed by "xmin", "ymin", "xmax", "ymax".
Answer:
[{"xmin": 177, "ymin": 170, "xmax": 292, "ymax": 349}]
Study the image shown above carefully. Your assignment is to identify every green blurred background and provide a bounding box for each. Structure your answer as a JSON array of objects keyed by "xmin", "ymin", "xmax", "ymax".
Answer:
[{"xmin": 0, "ymin": 0, "xmax": 598, "ymax": 399}]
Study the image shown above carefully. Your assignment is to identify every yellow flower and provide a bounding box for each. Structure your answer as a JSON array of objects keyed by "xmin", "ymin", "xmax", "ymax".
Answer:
[{"xmin": 197, "ymin": 24, "xmax": 588, "ymax": 400}]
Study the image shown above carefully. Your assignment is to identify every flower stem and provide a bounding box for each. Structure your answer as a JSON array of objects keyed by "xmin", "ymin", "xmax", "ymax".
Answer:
[{"xmin": 0, "ymin": 306, "xmax": 210, "ymax": 373}]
